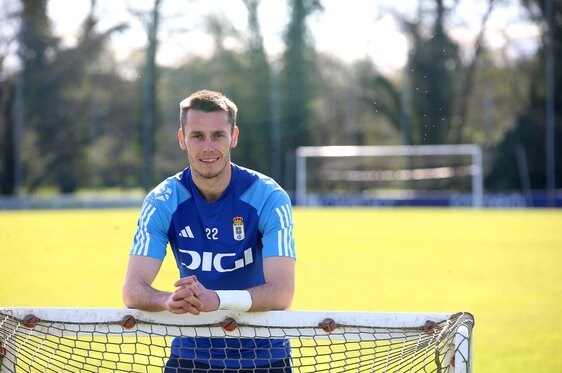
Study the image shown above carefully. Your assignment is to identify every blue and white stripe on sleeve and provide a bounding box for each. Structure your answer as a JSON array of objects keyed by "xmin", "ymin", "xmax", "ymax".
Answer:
[
  {"xmin": 129, "ymin": 176, "xmax": 186, "ymax": 260},
  {"xmin": 131, "ymin": 203, "xmax": 157, "ymax": 256},
  {"xmin": 275, "ymin": 204, "xmax": 295, "ymax": 258}
]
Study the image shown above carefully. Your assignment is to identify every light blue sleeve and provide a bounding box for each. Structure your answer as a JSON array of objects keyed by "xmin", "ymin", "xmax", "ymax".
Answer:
[
  {"xmin": 243, "ymin": 178, "xmax": 296, "ymax": 259},
  {"xmin": 129, "ymin": 177, "xmax": 187, "ymax": 260},
  {"xmin": 129, "ymin": 199, "xmax": 169, "ymax": 260}
]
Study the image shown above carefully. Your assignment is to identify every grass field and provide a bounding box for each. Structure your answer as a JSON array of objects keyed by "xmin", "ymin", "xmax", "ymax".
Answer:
[{"xmin": 1, "ymin": 207, "xmax": 561, "ymax": 372}]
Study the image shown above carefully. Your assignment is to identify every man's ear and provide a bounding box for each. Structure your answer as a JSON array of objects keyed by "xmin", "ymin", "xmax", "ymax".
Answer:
[
  {"xmin": 231, "ymin": 126, "xmax": 239, "ymax": 149},
  {"xmin": 178, "ymin": 128, "xmax": 187, "ymax": 150}
]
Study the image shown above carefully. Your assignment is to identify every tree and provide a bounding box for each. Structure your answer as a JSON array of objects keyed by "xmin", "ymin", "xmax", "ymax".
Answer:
[
  {"xmin": 361, "ymin": 1, "xmax": 504, "ymax": 148},
  {"xmin": 139, "ymin": 0, "xmax": 162, "ymax": 192},
  {"xmin": 235, "ymin": 0, "xmax": 273, "ymax": 175},
  {"xmin": 450, "ymin": 0, "xmax": 497, "ymax": 144},
  {"xmin": 403, "ymin": 0, "xmax": 461, "ymax": 145},
  {"xmin": 0, "ymin": 0, "xmax": 20, "ymax": 195},
  {"xmin": 487, "ymin": 0, "xmax": 561, "ymax": 202},
  {"xmin": 358, "ymin": 64, "xmax": 406, "ymax": 144},
  {"xmin": 17, "ymin": 0, "xmax": 62, "ymax": 191},
  {"xmin": 279, "ymin": 0, "xmax": 323, "ymax": 187},
  {"xmin": 14, "ymin": 0, "xmax": 128, "ymax": 193}
]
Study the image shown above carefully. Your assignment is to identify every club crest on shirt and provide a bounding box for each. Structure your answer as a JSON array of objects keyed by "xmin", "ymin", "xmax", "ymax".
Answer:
[{"xmin": 232, "ymin": 216, "xmax": 245, "ymax": 241}]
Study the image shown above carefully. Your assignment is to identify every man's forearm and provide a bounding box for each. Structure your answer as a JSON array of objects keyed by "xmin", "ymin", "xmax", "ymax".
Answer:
[
  {"xmin": 123, "ymin": 280, "xmax": 171, "ymax": 312},
  {"xmin": 245, "ymin": 256, "xmax": 295, "ymax": 312},
  {"xmin": 247, "ymin": 281, "xmax": 294, "ymax": 311}
]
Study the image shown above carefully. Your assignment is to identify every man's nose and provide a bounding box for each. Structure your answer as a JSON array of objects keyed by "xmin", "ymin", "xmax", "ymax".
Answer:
[{"xmin": 200, "ymin": 137, "xmax": 215, "ymax": 150}]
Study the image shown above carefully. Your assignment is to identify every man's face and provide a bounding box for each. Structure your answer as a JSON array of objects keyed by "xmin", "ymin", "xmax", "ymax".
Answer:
[{"xmin": 178, "ymin": 109, "xmax": 239, "ymax": 180}]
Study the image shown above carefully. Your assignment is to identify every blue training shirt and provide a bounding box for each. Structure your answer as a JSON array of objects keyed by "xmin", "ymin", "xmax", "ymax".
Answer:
[{"xmin": 130, "ymin": 163, "xmax": 296, "ymax": 368}]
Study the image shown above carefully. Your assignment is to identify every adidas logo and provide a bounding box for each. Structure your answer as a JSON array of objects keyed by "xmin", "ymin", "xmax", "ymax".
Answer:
[{"xmin": 179, "ymin": 226, "xmax": 194, "ymax": 238}]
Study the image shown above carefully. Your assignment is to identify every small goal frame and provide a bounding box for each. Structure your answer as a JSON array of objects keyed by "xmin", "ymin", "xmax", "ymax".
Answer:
[{"xmin": 1, "ymin": 307, "xmax": 473, "ymax": 373}]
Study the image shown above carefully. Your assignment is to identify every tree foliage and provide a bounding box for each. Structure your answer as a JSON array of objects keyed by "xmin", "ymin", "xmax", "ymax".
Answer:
[
  {"xmin": 0, "ymin": 0, "xmax": 556, "ymax": 196},
  {"xmin": 486, "ymin": 0, "xmax": 562, "ymax": 193},
  {"xmin": 279, "ymin": 0, "xmax": 323, "ymax": 183},
  {"xmin": 17, "ymin": 0, "xmax": 131, "ymax": 193},
  {"xmin": 406, "ymin": 1, "xmax": 461, "ymax": 145}
]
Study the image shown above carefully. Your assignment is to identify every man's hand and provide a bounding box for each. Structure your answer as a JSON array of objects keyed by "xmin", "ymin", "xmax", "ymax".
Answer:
[
  {"xmin": 173, "ymin": 276, "xmax": 220, "ymax": 314},
  {"xmin": 165, "ymin": 275, "xmax": 201, "ymax": 314}
]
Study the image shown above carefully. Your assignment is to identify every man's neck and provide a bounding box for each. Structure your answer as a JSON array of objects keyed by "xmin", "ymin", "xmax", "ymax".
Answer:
[{"xmin": 192, "ymin": 165, "xmax": 232, "ymax": 203}]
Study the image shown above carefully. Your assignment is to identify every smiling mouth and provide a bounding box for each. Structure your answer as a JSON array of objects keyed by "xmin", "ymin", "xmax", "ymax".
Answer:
[{"xmin": 199, "ymin": 157, "xmax": 219, "ymax": 164}]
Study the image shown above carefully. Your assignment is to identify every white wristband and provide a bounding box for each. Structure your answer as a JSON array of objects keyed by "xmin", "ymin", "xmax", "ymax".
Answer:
[{"xmin": 216, "ymin": 290, "xmax": 252, "ymax": 312}]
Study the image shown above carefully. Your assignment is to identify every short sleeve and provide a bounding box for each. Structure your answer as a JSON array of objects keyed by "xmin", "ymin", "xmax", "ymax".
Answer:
[
  {"xmin": 260, "ymin": 190, "xmax": 296, "ymax": 259},
  {"xmin": 129, "ymin": 176, "xmax": 185, "ymax": 261}
]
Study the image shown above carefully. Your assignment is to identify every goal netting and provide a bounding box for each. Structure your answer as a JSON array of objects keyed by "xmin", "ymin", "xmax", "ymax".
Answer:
[
  {"xmin": 0, "ymin": 308, "xmax": 473, "ymax": 373},
  {"xmin": 295, "ymin": 145, "xmax": 483, "ymax": 207}
]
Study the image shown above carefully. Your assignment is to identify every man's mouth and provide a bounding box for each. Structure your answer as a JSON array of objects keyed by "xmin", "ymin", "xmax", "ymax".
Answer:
[{"xmin": 200, "ymin": 157, "xmax": 219, "ymax": 164}]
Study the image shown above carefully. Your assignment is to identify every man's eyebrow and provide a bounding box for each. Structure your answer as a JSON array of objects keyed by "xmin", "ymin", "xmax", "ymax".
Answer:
[{"xmin": 188, "ymin": 129, "xmax": 228, "ymax": 135}]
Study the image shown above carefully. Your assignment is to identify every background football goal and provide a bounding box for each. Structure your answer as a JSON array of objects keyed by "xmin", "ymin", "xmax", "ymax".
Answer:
[{"xmin": 295, "ymin": 145, "xmax": 483, "ymax": 207}]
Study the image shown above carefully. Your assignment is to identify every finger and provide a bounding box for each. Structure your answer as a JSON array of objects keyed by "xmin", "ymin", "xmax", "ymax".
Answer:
[
  {"xmin": 189, "ymin": 283, "xmax": 203, "ymax": 297},
  {"xmin": 174, "ymin": 275, "xmax": 198, "ymax": 287},
  {"xmin": 171, "ymin": 291, "xmax": 203, "ymax": 309},
  {"xmin": 174, "ymin": 283, "xmax": 203, "ymax": 300},
  {"xmin": 169, "ymin": 297, "xmax": 200, "ymax": 314},
  {"xmin": 181, "ymin": 302, "xmax": 200, "ymax": 315},
  {"xmin": 187, "ymin": 305, "xmax": 200, "ymax": 315},
  {"xmin": 183, "ymin": 295, "xmax": 203, "ymax": 310},
  {"xmin": 174, "ymin": 276, "xmax": 197, "ymax": 287},
  {"xmin": 170, "ymin": 307, "xmax": 188, "ymax": 314},
  {"xmin": 171, "ymin": 287, "xmax": 195, "ymax": 301},
  {"xmin": 168, "ymin": 301, "xmax": 189, "ymax": 314}
]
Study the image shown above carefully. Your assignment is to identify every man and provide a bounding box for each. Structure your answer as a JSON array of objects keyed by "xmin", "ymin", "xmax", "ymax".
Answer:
[{"xmin": 122, "ymin": 89, "xmax": 296, "ymax": 372}]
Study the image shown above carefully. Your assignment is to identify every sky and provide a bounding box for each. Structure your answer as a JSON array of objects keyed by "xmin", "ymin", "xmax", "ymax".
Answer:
[{"xmin": 45, "ymin": 0, "xmax": 541, "ymax": 74}]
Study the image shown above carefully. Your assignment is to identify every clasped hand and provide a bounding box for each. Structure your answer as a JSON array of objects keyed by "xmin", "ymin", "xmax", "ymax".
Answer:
[{"xmin": 167, "ymin": 276, "xmax": 219, "ymax": 315}]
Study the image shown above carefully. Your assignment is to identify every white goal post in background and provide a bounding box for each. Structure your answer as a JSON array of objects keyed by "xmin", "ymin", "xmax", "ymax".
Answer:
[
  {"xmin": 0, "ymin": 307, "xmax": 474, "ymax": 372},
  {"xmin": 295, "ymin": 145, "xmax": 483, "ymax": 207}
]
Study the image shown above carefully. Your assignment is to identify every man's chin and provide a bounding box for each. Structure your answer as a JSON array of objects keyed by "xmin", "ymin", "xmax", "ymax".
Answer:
[
  {"xmin": 193, "ymin": 165, "xmax": 224, "ymax": 180},
  {"xmin": 199, "ymin": 172, "xmax": 220, "ymax": 180}
]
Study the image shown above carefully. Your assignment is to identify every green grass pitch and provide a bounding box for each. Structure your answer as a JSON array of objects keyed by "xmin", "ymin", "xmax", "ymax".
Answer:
[{"xmin": 1, "ymin": 207, "xmax": 561, "ymax": 372}]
